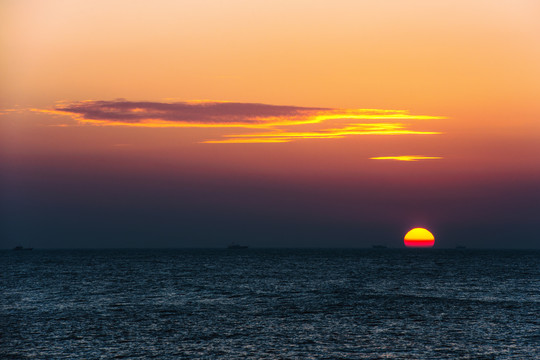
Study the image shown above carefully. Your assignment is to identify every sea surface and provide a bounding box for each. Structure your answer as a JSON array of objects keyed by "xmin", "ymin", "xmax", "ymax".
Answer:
[{"xmin": 1, "ymin": 249, "xmax": 539, "ymax": 359}]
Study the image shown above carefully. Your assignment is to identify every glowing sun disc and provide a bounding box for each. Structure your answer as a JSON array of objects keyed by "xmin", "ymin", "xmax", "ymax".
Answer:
[{"xmin": 404, "ymin": 228, "xmax": 435, "ymax": 248}]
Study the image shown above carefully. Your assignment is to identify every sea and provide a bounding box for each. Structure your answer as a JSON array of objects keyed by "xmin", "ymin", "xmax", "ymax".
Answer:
[{"xmin": 1, "ymin": 249, "xmax": 539, "ymax": 359}]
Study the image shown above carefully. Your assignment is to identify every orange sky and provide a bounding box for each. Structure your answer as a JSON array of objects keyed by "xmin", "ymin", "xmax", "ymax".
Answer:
[
  {"xmin": 2, "ymin": 0, "xmax": 539, "ymax": 108},
  {"xmin": 2, "ymin": 0, "xmax": 539, "ymax": 171},
  {"xmin": 1, "ymin": 0, "xmax": 540, "ymax": 248}
]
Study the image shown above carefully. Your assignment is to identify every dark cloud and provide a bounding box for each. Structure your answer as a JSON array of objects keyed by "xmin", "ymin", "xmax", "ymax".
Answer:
[{"xmin": 54, "ymin": 100, "xmax": 329, "ymax": 124}]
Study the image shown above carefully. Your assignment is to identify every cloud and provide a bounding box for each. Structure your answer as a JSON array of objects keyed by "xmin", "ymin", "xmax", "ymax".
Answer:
[
  {"xmin": 44, "ymin": 100, "xmax": 329, "ymax": 127},
  {"xmin": 0, "ymin": 108, "xmax": 27, "ymax": 115},
  {"xmin": 203, "ymin": 124, "xmax": 441, "ymax": 143},
  {"xmin": 370, "ymin": 156, "xmax": 443, "ymax": 161},
  {"xmin": 35, "ymin": 99, "xmax": 444, "ymax": 144}
]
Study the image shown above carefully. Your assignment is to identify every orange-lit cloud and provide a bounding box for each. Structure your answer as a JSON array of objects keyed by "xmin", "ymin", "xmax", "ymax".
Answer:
[
  {"xmin": 204, "ymin": 124, "xmax": 441, "ymax": 143},
  {"xmin": 370, "ymin": 156, "xmax": 443, "ymax": 162},
  {"xmin": 0, "ymin": 108, "xmax": 27, "ymax": 115},
  {"xmin": 33, "ymin": 100, "xmax": 444, "ymax": 143}
]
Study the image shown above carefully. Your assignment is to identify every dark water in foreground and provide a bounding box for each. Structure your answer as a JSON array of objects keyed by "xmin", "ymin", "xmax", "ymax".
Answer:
[{"xmin": 1, "ymin": 249, "xmax": 539, "ymax": 359}]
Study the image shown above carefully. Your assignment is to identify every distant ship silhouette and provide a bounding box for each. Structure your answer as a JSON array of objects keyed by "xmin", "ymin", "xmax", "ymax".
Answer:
[
  {"xmin": 227, "ymin": 243, "xmax": 248, "ymax": 249},
  {"xmin": 13, "ymin": 246, "xmax": 33, "ymax": 251}
]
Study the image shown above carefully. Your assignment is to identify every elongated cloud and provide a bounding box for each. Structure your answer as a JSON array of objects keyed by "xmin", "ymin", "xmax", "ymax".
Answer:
[
  {"xmin": 204, "ymin": 124, "xmax": 441, "ymax": 143},
  {"xmin": 36, "ymin": 100, "xmax": 444, "ymax": 143},
  {"xmin": 370, "ymin": 156, "xmax": 443, "ymax": 161},
  {"xmin": 47, "ymin": 100, "xmax": 329, "ymax": 126}
]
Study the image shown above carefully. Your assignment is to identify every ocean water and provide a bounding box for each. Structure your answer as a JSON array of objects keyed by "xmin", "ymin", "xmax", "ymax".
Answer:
[{"xmin": 1, "ymin": 249, "xmax": 539, "ymax": 359}]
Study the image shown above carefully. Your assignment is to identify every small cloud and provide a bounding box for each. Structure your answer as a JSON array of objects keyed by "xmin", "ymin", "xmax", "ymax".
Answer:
[
  {"xmin": 0, "ymin": 107, "xmax": 28, "ymax": 115},
  {"xmin": 370, "ymin": 156, "xmax": 443, "ymax": 162}
]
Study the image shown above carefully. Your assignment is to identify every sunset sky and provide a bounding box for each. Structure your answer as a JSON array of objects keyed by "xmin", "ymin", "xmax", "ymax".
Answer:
[{"xmin": 1, "ymin": 0, "xmax": 539, "ymax": 248}]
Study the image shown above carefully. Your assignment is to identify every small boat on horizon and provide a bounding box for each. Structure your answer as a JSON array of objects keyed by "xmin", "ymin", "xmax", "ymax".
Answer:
[
  {"xmin": 13, "ymin": 246, "xmax": 33, "ymax": 251},
  {"xmin": 227, "ymin": 243, "xmax": 248, "ymax": 249}
]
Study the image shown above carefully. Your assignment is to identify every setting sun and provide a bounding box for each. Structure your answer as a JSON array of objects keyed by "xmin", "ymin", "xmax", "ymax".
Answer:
[{"xmin": 404, "ymin": 228, "xmax": 435, "ymax": 248}]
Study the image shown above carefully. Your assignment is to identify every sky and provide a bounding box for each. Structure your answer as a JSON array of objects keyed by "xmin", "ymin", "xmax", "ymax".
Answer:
[{"xmin": 1, "ymin": 0, "xmax": 539, "ymax": 248}]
